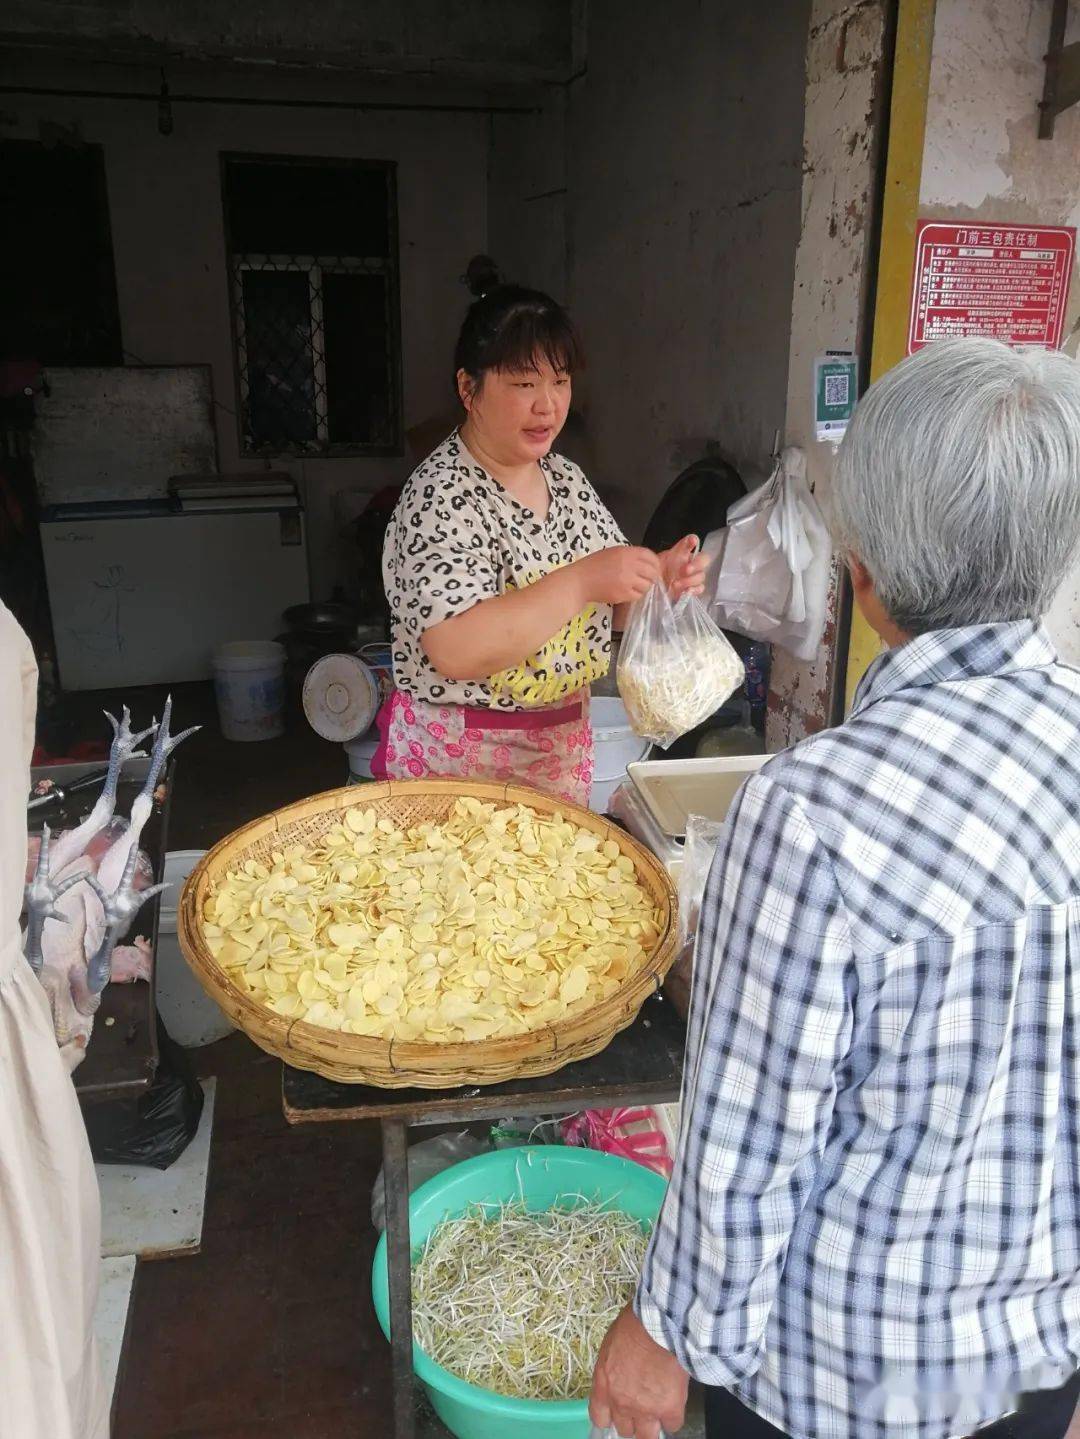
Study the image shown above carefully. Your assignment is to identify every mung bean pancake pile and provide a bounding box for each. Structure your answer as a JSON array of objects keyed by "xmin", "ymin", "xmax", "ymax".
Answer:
[{"xmin": 200, "ymin": 797, "xmax": 662, "ymax": 1044}]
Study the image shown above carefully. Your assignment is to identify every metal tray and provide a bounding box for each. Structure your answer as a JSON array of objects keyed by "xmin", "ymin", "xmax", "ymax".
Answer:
[{"xmin": 626, "ymin": 754, "xmax": 770, "ymax": 839}]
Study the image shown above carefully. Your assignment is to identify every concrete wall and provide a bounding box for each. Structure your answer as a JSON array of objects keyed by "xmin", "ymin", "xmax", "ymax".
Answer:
[
  {"xmin": 553, "ymin": 0, "xmax": 811, "ymax": 537},
  {"xmin": 10, "ymin": 3, "xmax": 819, "ymax": 611},
  {"xmin": 2, "ymin": 58, "xmax": 491, "ymax": 598},
  {"xmin": 766, "ymin": 0, "xmax": 889, "ymax": 748},
  {"xmin": 2, "ymin": 0, "xmax": 573, "ymax": 82},
  {"xmin": 917, "ymin": 0, "xmax": 1080, "ymax": 664},
  {"xmin": 487, "ymin": 95, "xmax": 569, "ymax": 309}
]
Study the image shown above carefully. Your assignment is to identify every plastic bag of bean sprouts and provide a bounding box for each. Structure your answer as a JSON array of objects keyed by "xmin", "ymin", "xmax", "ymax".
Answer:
[{"xmin": 617, "ymin": 582, "xmax": 744, "ymax": 749}]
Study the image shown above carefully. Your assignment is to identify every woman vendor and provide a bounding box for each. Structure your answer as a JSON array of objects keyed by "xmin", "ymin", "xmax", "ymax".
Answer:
[{"xmin": 377, "ymin": 283, "xmax": 706, "ymax": 805}]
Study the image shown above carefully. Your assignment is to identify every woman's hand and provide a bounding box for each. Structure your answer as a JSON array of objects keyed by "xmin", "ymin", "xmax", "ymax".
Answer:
[
  {"xmin": 574, "ymin": 546, "xmax": 663, "ymax": 606},
  {"xmin": 590, "ymin": 1305, "xmax": 689, "ymax": 1439},
  {"xmin": 658, "ymin": 534, "xmax": 709, "ymax": 599}
]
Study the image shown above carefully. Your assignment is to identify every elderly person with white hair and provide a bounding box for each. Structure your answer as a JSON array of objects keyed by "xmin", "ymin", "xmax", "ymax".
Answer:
[{"xmin": 591, "ymin": 338, "xmax": 1080, "ymax": 1439}]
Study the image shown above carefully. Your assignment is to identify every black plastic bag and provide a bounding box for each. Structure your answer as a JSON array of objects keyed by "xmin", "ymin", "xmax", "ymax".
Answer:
[{"xmin": 83, "ymin": 1015, "xmax": 204, "ymax": 1170}]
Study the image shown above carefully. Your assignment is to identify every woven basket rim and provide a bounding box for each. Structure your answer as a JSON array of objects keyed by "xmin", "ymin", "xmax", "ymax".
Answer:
[{"xmin": 177, "ymin": 779, "xmax": 677, "ymax": 1086}]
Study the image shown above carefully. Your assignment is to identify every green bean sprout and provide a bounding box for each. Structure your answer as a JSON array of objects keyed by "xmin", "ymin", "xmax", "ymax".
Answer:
[{"xmin": 412, "ymin": 1199, "xmax": 650, "ymax": 1401}]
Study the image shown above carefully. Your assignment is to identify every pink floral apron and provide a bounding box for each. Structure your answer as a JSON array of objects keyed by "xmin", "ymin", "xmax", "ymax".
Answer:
[{"xmin": 370, "ymin": 691, "xmax": 594, "ymax": 808}]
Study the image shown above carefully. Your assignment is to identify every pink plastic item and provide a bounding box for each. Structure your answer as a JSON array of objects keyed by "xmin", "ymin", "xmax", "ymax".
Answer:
[{"xmin": 561, "ymin": 1107, "xmax": 673, "ymax": 1178}]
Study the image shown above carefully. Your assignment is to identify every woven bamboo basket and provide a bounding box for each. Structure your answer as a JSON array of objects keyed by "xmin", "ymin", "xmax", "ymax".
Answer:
[{"xmin": 177, "ymin": 780, "xmax": 677, "ymax": 1088}]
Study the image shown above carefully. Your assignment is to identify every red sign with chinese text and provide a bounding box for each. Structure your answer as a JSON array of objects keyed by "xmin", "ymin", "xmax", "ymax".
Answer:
[{"xmin": 908, "ymin": 221, "xmax": 1076, "ymax": 353}]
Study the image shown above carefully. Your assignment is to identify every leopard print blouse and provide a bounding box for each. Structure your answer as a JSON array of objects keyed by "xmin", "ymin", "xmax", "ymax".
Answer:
[{"xmin": 383, "ymin": 430, "xmax": 627, "ymax": 710}]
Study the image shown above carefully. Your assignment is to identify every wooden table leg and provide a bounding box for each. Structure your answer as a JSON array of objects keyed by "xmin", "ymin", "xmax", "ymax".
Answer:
[{"xmin": 382, "ymin": 1119, "xmax": 415, "ymax": 1439}]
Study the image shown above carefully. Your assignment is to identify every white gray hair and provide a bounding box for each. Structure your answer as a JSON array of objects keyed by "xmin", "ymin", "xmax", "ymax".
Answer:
[{"xmin": 829, "ymin": 338, "xmax": 1080, "ymax": 633}]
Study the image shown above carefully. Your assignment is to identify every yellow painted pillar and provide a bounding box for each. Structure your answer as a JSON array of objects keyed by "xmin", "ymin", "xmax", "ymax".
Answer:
[{"xmin": 844, "ymin": 0, "xmax": 938, "ymax": 711}]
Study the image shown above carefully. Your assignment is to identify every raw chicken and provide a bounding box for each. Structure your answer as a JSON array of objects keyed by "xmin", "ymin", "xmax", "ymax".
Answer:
[
  {"xmin": 25, "ymin": 822, "xmax": 155, "ymax": 996},
  {"xmin": 25, "ymin": 822, "xmax": 155, "ymax": 893},
  {"xmin": 22, "ymin": 701, "xmax": 198, "ymax": 1070},
  {"xmin": 111, "ymin": 935, "xmax": 152, "ymax": 983}
]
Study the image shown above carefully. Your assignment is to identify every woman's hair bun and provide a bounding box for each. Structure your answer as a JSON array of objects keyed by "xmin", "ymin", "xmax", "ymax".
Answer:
[
  {"xmin": 462, "ymin": 254, "xmax": 503, "ymax": 299},
  {"xmin": 453, "ymin": 282, "xmax": 582, "ymax": 387}
]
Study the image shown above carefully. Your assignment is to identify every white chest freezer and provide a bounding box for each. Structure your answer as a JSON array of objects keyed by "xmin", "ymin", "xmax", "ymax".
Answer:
[{"xmin": 40, "ymin": 495, "xmax": 310, "ymax": 690}]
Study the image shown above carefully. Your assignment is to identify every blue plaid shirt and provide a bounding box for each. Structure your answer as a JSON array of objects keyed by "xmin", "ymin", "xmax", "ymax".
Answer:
[{"xmin": 637, "ymin": 622, "xmax": 1080, "ymax": 1439}]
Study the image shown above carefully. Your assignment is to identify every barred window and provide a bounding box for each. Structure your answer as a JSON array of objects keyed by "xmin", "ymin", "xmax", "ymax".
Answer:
[{"xmin": 222, "ymin": 154, "xmax": 402, "ymax": 457}]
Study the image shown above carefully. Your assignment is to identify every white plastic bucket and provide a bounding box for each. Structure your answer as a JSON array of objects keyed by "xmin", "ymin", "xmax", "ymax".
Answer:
[
  {"xmin": 157, "ymin": 850, "xmax": 235, "ymax": 1047},
  {"xmin": 345, "ymin": 731, "xmax": 379, "ymax": 784},
  {"xmin": 591, "ymin": 697, "xmax": 651, "ymax": 814},
  {"xmin": 212, "ymin": 640, "xmax": 286, "ymax": 742}
]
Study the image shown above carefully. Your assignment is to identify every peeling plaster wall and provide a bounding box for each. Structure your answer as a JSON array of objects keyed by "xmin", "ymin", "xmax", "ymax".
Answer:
[
  {"xmin": 918, "ymin": 0, "xmax": 1080, "ymax": 664},
  {"xmin": 921, "ymin": 0, "xmax": 1080, "ymax": 231},
  {"xmin": 1, "ymin": 58, "xmax": 491, "ymax": 599},
  {"xmin": 920, "ymin": 0, "xmax": 1080, "ymax": 340},
  {"xmin": 766, "ymin": 0, "xmax": 888, "ymax": 749},
  {"xmin": 558, "ymin": 0, "xmax": 811, "ymax": 538}
]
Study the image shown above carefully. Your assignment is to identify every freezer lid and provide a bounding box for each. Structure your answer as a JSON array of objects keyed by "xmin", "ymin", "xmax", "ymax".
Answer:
[
  {"xmin": 41, "ymin": 493, "xmax": 301, "ymax": 521},
  {"xmin": 168, "ymin": 471, "xmax": 301, "ymax": 511},
  {"xmin": 168, "ymin": 469, "xmax": 295, "ymax": 495},
  {"xmin": 41, "ymin": 498, "xmax": 173, "ymax": 522},
  {"xmin": 172, "ymin": 494, "xmax": 302, "ymax": 513}
]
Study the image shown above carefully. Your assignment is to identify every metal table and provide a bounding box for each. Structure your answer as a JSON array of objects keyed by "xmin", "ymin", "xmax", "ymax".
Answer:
[{"xmin": 282, "ymin": 992, "xmax": 686, "ymax": 1439}]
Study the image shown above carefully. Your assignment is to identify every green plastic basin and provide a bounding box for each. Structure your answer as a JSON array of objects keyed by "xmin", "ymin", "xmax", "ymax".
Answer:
[{"xmin": 371, "ymin": 1145, "xmax": 666, "ymax": 1439}]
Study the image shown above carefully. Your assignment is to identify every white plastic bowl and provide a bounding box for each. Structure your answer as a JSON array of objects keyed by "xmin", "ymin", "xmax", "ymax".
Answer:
[
  {"xmin": 591, "ymin": 696, "xmax": 650, "ymax": 813},
  {"xmin": 157, "ymin": 850, "xmax": 235, "ymax": 1047}
]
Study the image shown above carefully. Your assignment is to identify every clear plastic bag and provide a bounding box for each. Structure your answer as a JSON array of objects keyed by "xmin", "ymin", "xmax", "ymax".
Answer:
[
  {"xmin": 617, "ymin": 584, "xmax": 744, "ymax": 749},
  {"xmin": 677, "ymin": 814, "xmax": 727, "ymax": 952},
  {"xmin": 705, "ymin": 446, "xmax": 831, "ymax": 662},
  {"xmin": 370, "ymin": 1131, "xmax": 488, "ymax": 1232},
  {"xmin": 665, "ymin": 814, "xmax": 726, "ymax": 1020},
  {"xmin": 489, "ymin": 1114, "xmax": 565, "ymax": 1148},
  {"xmin": 589, "ymin": 1426, "xmax": 672, "ymax": 1439}
]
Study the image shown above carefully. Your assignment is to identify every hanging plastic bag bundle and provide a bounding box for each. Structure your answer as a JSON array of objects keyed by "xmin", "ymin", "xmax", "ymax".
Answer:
[
  {"xmin": 617, "ymin": 583, "xmax": 744, "ymax": 749},
  {"xmin": 703, "ymin": 446, "xmax": 831, "ymax": 662}
]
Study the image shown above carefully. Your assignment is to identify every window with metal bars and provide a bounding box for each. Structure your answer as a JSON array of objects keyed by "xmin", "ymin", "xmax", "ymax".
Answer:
[{"xmin": 222, "ymin": 153, "xmax": 402, "ymax": 457}]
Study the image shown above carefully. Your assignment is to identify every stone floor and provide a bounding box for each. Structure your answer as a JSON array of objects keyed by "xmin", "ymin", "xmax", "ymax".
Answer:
[{"xmin": 113, "ymin": 1032, "xmax": 390, "ymax": 1437}]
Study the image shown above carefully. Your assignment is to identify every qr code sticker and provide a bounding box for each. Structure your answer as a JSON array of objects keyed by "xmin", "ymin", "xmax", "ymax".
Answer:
[{"xmin": 825, "ymin": 372, "xmax": 850, "ymax": 408}]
